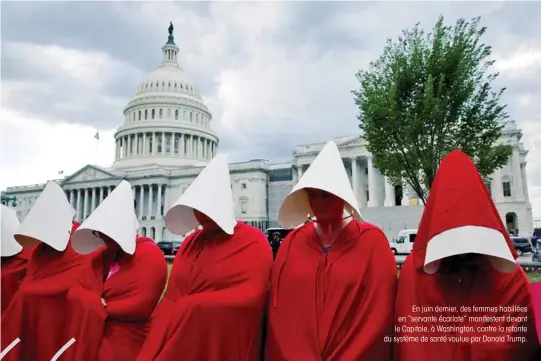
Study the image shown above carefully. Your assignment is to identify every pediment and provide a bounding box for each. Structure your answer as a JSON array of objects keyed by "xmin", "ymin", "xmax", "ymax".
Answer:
[
  {"xmin": 338, "ymin": 136, "xmax": 364, "ymax": 147},
  {"xmin": 63, "ymin": 165, "xmax": 119, "ymax": 183}
]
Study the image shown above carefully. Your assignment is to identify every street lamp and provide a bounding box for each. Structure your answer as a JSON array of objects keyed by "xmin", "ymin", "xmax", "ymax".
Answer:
[{"xmin": 1, "ymin": 195, "xmax": 17, "ymax": 207}]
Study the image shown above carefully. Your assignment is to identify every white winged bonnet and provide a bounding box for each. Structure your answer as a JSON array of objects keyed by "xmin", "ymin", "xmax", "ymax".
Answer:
[
  {"xmin": 166, "ymin": 154, "xmax": 236, "ymax": 235},
  {"xmin": 71, "ymin": 180, "xmax": 139, "ymax": 255},
  {"xmin": 14, "ymin": 181, "xmax": 75, "ymax": 251},
  {"xmin": 279, "ymin": 140, "xmax": 362, "ymax": 229},
  {"xmin": 1, "ymin": 205, "xmax": 23, "ymax": 257}
]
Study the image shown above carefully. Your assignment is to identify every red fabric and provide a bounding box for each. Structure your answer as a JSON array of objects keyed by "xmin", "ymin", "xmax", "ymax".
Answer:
[
  {"xmin": 1, "ymin": 222, "xmax": 88, "ymax": 361},
  {"xmin": 1, "ymin": 247, "xmax": 34, "ymax": 314},
  {"xmin": 531, "ymin": 282, "xmax": 541, "ymax": 345},
  {"xmin": 136, "ymin": 221, "xmax": 273, "ymax": 361},
  {"xmin": 394, "ymin": 256, "xmax": 538, "ymax": 361},
  {"xmin": 394, "ymin": 150, "xmax": 537, "ymax": 361},
  {"xmin": 64, "ymin": 236, "xmax": 167, "ymax": 361},
  {"xmin": 412, "ymin": 150, "xmax": 517, "ymax": 269},
  {"xmin": 265, "ymin": 220, "xmax": 397, "ymax": 361}
]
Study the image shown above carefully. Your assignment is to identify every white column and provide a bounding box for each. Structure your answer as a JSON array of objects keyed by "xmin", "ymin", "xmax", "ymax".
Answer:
[
  {"xmin": 139, "ymin": 185, "xmax": 144, "ymax": 219},
  {"xmin": 512, "ymin": 147, "xmax": 524, "ymax": 200},
  {"xmin": 83, "ymin": 188, "xmax": 89, "ymax": 219},
  {"xmin": 99, "ymin": 187, "xmax": 104, "ymax": 203},
  {"xmin": 91, "ymin": 187, "xmax": 97, "ymax": 212},
  {"xmin": 157, "ymin": 185, "xmax": 163, "ymax": 218},
  {"xmin": 350, "ymin": 157, "xmax": 358, "ymax": 201},
  {"xmin": 298, "ymin": 165, "xmax": 304, "ymax": 179},
  {"xmin": 142, "ymin": 133, "xmax": 147, "ymax": 155},
  {"xmin": 401, "ymin": 180, "xmax": 409, "ymax": 206},
  {"xmin": 180, "ymin": 134, "xmax": 185, "ymax": 156},
  {"xmin": 148, "ymin": 184, "xmax": 154, "ymax": 218},
  {"xmin": 76, "ymin": 189, "xmax": 82, "ymax": 220},
  {"xmin": 161, "ymin": 132, "xmax": 165, "ymax": 155},
  {"xmin": 491, "ymin": 168, "xmax": 503, "ymax": 202},
  {"xmin": 68, "ymin": 190, "xmax": 74, "ymax": 207},
  {"xmin": 164, "ymin": 185, "xmax": 169, "ymax": 214},
  {"xmin": 170, "ymin": 134, "xmax": 175, "ymax": 156},
  {"xmin": 367, "ymin": 156, "xmax": 377, "ymax": 207},
  {"xmin": 521, "ymin": 164, "xmax": 529, "ymax": 201},
  {"xmin": 384, "ymin": 177, "xmax": 395, "ymax": 207},
  {"xmin": 127, "ymin": 136, "xmax": 132, "ymax": 157}
]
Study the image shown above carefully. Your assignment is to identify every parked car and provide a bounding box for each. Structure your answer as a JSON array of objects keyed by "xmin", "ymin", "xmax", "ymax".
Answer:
[
  {"xmin": 389, "ymin": 229, "xmax": 417, "ymax": 255},
  {"xmin": 157, "ymin": 241, "xmax": 181, "ymax": 256},
  {"xmin": 532, "ymin": 248, "xmax": 541, "ymax": 263},
  {"xmin": 172, "ymin": 243, "xmax": 182, "ymax": 255},
  {"xmin": 510, "ymin": 237, "xmax": 532, "ymax": 256}
]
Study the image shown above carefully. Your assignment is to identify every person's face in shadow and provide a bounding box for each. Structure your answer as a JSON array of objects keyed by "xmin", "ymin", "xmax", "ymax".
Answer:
[
  {"xmin": 306, "ymin": 188, "xmax": 344, "ymax": 223},
  {"xmin": 439, "ymin": 253, "xmax": 483, "ymax": 274},
  {"xmin": 194, "ymin": 210, "xmax": 219, "ymax": 231}
]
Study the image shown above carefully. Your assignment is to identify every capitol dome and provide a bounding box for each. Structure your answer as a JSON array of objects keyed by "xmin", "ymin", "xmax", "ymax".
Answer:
[{"xmin": 112, "ymin": 25, "xmax": 219, "ymax": 171}]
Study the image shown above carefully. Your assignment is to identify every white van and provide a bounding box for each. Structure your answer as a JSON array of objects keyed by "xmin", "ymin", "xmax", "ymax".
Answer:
[{"xmin": 389, "ymin": 229, "xmax": 418, "ymax": 255}]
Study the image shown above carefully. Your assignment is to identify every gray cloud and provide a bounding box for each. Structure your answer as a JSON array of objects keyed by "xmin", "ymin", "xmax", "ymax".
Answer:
[{"xmin": 1, "ymin": 1, "xmax": 540, "ymax": 212}]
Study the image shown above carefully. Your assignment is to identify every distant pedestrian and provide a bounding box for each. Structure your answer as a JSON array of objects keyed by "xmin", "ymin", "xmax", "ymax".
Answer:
[
  {"xmin": 270, "ymin": 232, "xmax": 282, "ymax": 259},
  {"xmin": 532, "ymin": 234, "xmax": 538, "ymax": 252}
]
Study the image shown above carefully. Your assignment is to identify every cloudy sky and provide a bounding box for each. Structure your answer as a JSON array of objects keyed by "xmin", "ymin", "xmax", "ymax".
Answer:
[{"xmin": 1, "ymin": 1, "xmax": 540, "ymax": 218}]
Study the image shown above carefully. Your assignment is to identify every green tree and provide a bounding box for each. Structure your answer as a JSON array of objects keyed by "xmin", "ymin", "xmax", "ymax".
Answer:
[{"xmin": 352, "ymin": 16, "xmax": 512, "ymax": 204}]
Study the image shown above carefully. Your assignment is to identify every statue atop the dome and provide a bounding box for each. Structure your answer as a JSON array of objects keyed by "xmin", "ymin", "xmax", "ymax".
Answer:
[{"xmin": 168, "ymin": 21, "xmax": 174, "ymax": 36}]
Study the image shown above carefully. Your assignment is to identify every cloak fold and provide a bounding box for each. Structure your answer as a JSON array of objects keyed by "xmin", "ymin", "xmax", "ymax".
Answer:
[
  {"xmin": 136, "ymin": 222, "xmax": 273, "ymax": 361},
  {"xmin": 64, "ymin": 237, "xmax": 167, "ymax": 361},
  {"xmin": 394, "ymin": 255, "xmax": 538, "ymax": 361},
  {"xmin": 1, "ymin": 247, "xmax": 33, "ymax": 314},
  {"xmin": 265, "ymin": 220, "xmax": 397, "ymax": 361},
  {"xmin": 1, "ymin": 237, "xmax": 87, "ymax": 361}
]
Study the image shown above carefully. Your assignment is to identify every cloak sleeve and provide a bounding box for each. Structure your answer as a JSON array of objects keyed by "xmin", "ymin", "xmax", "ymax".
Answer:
[
  {"xmin": 65, "ymin": 238, "xmax": 167, "ymax": 361},
  {"xmin": 1, "ymin": 247, "xmax": 33, "ymax": 314}
]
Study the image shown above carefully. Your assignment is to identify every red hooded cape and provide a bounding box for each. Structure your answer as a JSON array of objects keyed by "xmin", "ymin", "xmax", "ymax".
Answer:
[
  {"xmin": 531, "ymin": 282, "xmax": 541, "ymax": 358},
  {"xmin": 394, "ymin": 150, "xmax": 538, "ymax": 361},
  {"xmin": 63, "ymin": 236, "xmax": 167, "ymax": 361},
  {"xmin": 265, "ymin": 220, "xmax": 397, "ymax": 361},
  {"xmin": 1, "ymin": 222, "xmax": 88, "ymax": 361},
  {"xmin": 135, "ymin": 222, "xmax": 273, "ymax": 361},
  {"xmin": 1, "ymin": 247, "xmax": 34, "ymax": 314}
]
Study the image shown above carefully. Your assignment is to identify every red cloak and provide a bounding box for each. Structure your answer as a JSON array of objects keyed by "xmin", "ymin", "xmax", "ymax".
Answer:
[
  {"xmin": 394, "ymin": 256, "xmax": 538, "ymax": 361},
  {"xmin": 1, "ymin": 222, "xmax": 88, "ymax": 361},
  {"xmin": 1, "ymin": 247, "xmax": 34, "ymax": 314},
  {"xmin": 64, "ymin": 236, "xmax": 167, "ymax": 361},
  {"xmin": 265, "ymin": 220, "xmax": 397, "ymax": 361},
  {"xmin": 393, "ymin": 150, "xmax": 538, "ymax": 361},
  {"xmin": 531, "ymin": 282, "xmax": 541, "ymax": 357},
  {"xmin": 135, "ymin": 221, "xmax": 273, "ymax": 361}
]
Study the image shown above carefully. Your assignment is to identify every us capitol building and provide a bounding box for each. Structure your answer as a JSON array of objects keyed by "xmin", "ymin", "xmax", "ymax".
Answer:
[{"xmin": 1, "ymin": 27, "xmax": 535, "ymax": 241}]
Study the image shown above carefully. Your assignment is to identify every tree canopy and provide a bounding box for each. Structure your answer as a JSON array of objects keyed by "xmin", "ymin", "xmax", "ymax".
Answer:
[{"xmin": 352, "ymin": 15, "xmax": 512, "ymax": 204}]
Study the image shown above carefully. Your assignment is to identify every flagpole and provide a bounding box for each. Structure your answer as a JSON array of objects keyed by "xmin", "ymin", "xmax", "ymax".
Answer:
[{"xmin": 94, "ymin": 130, "xmax": 100, "ymax": 165}]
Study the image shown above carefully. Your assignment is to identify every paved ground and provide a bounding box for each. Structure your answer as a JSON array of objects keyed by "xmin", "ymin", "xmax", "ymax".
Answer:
[{"xmin": 395, "ymin": 253, "xmax": 535, "ymax": 265}]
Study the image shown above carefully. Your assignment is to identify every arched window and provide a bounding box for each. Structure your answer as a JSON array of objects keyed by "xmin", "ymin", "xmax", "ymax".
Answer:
[
  {"xmin": 138, "ymin": 110, "xmax": 141, "ymax": 120},
  {"xmin": 167, "ymin": 108, "xmax": 171, "ymax": 119},
  {"xmin": 144, "ymin": 109, "xmax": 148, "ymax": 120},
  {"xmin": 175, "ymin": 109, "xmax": 179, "ymax": 120},
  {"xmin": 159, "ymin": 109, "xmax": 163, "ymax": 119},
  {"xmin": 189, "ymin": 112, "xmax": 193, "ymax": 121},
  {"xmin": 151, "ymin": 109, "xmax": 155, "ymax": 119}
]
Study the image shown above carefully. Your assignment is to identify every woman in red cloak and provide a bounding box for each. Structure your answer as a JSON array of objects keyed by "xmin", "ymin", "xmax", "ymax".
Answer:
[
  {"xmin": 1, "ymin": 181, "xmax": 86, "ymax": 361},
  {"xmin": 1, "ymin": 205, "xmax": 33, "ymax": 314},
  {"xmin": 265, "ymin": 140, "xmax": 397, "ymax": 361},
  {"xmin": 135, "ymin": 154, "xmax": 273, "ymax": 361},
  {"xmin": 64, "ymin": 180, "xmax": 168, "ymax": 361},
  {"xmin": 394, "ymin": 150, "xmax": 538, "ymax": 361},
  {"xmin": 531, "ymin": 282, "xmax": 541, "ymax": 360}
]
